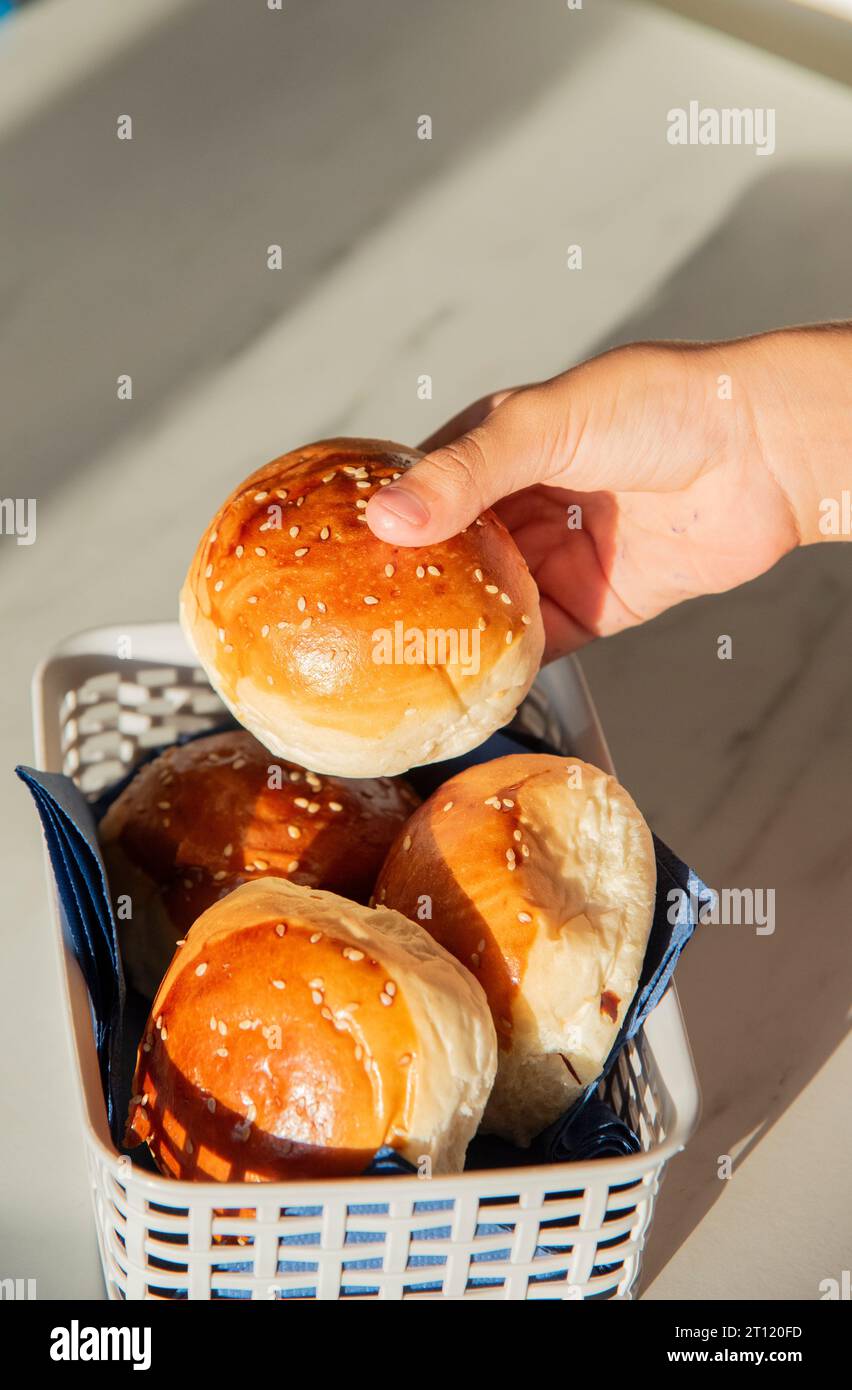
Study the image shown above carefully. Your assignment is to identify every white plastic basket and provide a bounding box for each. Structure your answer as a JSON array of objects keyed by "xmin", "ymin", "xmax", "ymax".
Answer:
[{"xmin": 32, "ymin": 622, "xmax": 700, "ymax": 1301}]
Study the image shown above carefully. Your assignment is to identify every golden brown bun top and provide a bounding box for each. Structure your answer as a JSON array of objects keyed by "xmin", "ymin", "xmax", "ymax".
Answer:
[
  {"xmin": 99, "ymin": 729, "xmax": 418, "ymax": 931},
  {"xmin": 179, "ymin": 439, "xmax": 544, "ymax": 776},
  {"xmin": 374, "ymin": 753, "xmax": 656, "ymax": 1055},
  {"xmin": 125, "ymin": 879, "xmax": 497, "ymax": 1180}
]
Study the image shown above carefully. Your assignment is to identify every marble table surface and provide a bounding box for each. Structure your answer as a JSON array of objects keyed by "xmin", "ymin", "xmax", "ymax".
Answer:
[{"xmin": 1, "ymin": 0, "xmax": 850, "ymax": 1299}]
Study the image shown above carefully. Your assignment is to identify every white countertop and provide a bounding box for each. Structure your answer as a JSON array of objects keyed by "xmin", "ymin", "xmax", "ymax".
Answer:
[{"xmin": 1, "ymin": 0, "xmax": 850, "ymax": 1299}]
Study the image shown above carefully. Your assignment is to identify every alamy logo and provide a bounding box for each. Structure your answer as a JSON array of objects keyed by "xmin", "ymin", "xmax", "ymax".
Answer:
[
  {"xmin": 372, "ymin": 623, "xmax": 481, "ymax": 676},
  {"xmin": 668, "ymin": 886, "xmax": 775, "ymax": 935},
  {"xmin": 0, "ymin": 1277, "xmax": 36, "ymax": 1299},
  {"xmin": 50, "ymin": 1321, "xmax": 151, "ymax": 1371},
  {"xmin": 0, "ymin": 497, "xmax": 36, "ymax": 546},
  {"xmin": 667, "ymin": 102, "xmax": 775, "ymax": 157}
]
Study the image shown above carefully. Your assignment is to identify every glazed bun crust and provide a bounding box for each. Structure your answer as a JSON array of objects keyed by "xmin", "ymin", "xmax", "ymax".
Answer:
[
  {"xmin": 125, "ymin": 879, "xmax": 497, "ymax": 1179},
  {"xmin": 374, "ymin": 754, "xmax": 656, "ymax": 1146},
  {"xmin": 180, "ymin": 439, "xmax": 544, "ymax": 776},
  {"xmin": 99, "ymin": 730, "xmax": 418, "ymax": 996}
]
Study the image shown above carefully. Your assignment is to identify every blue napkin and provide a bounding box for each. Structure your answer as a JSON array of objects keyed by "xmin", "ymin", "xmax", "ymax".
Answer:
[{"xmin": 16, "ymin": 728, "xmax": 710, "ymax": 1164}]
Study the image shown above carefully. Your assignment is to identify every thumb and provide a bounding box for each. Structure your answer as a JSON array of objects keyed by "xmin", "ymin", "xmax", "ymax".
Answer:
[
  {"xmin": 366, "ymin": 344, "xmax": 719, "ymax": 545},
  {"xmin": 365, "ymin": 386, "xmax": 559, "ymax": 545}
]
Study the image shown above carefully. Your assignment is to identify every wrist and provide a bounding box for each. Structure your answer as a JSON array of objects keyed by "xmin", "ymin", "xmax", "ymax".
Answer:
[{"xmin": 730, "ymin": 326, "xmax": 852, "ymax": 545}]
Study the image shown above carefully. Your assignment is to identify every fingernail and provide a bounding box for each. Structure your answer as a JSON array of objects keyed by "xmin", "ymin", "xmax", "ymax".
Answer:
[{"xmin": 367, "ymin": 486, "xmax": 430, "ymax": 530}]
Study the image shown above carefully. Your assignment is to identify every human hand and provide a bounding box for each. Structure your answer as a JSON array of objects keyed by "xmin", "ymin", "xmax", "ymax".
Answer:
[{"xmin": 365, "ymin": 328, "xmax": 850, "ymax": 661}]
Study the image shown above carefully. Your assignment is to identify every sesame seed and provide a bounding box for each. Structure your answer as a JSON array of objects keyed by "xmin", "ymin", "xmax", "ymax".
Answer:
[
  {"xmin": 289, "ymin": 525, "xmax": 300, "ymax": 538},
  {"xmin": 379, "ymin": 992, "xmax": 393, "ymax": 1006},
  {"xmin": 328, "ymin": 801, "xmax": 343, "ymax": 812},
  {"xmin": 307, "ymin": 801, "xmax": 320, "ymax": 814},
  {"xmin": 236, "ymin": 545, "xmax": 244, "ymax": 558},
  {"xmin": 474, "ymin": 569, "xmax": 483, "ymax": 582},
  {"xmin": 416, "ymin": 566, "xmax": 425, "ymax": 579},
  {"xmin": 261, "ymin": 624, "xmax": 270, "ymax": 637},
  {"xmin": 320, "ymin": 526, "xmax": 330, "ymax": 540},
  {"xmin": 427, "ymin": 564, "xmax": 441, "ymax": 576},
  {"xmin": 287, "ymin": 825, "xmax": 301, "ymax": 839},
  {"xmin": 518, "ymin": 912, "xmax": 532, "ymax": 923},
  {"xmin": 254, "ymin": 858, "xmax": 269, "ymax": 870},
  {"xmin": 295, "ymin": 547, "xmax": 309, "ymax": 557},
  {"xmin": 355, "ymin": 498, "xmax": 368, "ymax": 509},
  {"xmin": 384, "ymin": 563, "xmax": 395, "ymax": 578},
  {"xmin": 210, "ymin": 530, "xmax": 218, "ymax": 542},
  {"xmin": 385, "ymin": 981, "xmax": 397, "ymax": 996},
  {"xmin": 502, "ymin": 798, "xmax": 515, "ymax": 808},
  {"xmin": 275, "ymin": 922, "xmax": 287, "ymax": 936},
  {"xmin": 363, "ymin": 595, "xmax": 379, "ymax": 605},
  {"xmin": 254, "ymin": 491, "xmax": 268, "ymax": 502},
  {"xmin": 223, "ymin": 843, "xmax": 233, "ymax": 857},
  {"xmin": 213, "ymin": 870, "xmax": 227, "ymax": 881},
  {"xmin": 195, "ymin": 963, "xmax": 208, "ymax": 977},
  {"xmin": 310, "ymin": 932, "xmax": 322, "ymax": 944},
  {"xmin": 311, "ymin": 990, "xmax": 323, "ymax": 1005},
  {"xmin": 255, "ymin": 547, "xmax": 266, "ymax": 557},
  {"xmin": 267, "ymin": 674, "xmax": 274, "ymax": 685},
  {"xmin": 218, "ymin": 1020, "xmax": 227, "ymax": 1036},
  {"xmin": 343, "ymin": 947, "xmax": 364, "ymax": 962},
  {"xmin": 506, "ymin": 631, "xmax": 513, "ymax": 644},
  {"xmin": 500, "ymin": 592, "xmax": 511, "ymax": 604},
  {"xmin": 294, "ymin": 796, "xmax": 308, "ymax": 808},
  {"xmin": 233, "ymin": 757, "xmax": 246, "ymax": 770},
  {"xmin": 356, "ymin": 480, "xmax": 371, "ymax": 489},
  {"xmin": 205, "ymin": 564, "xmax": 213, "ymax": 578},
  {"xmin": 317, "ymin": 601, "xmax": 327, "ymax": 613},
  {"xmin": 521, "ymin": 613, "xmax": 531, "ymax": 625},
  {"xmin": 217, "ymin": 628, "xmax": 225, "ymax": 642},
  {"xmin": 443, "ymin": 801, "xmax": 454, "ymax": 812},
  {"xmin": 470, "ymin": 953, "xmax": 480, "ymax": 968},
  {"xmin": 207, "ymin": 1097, "xmax": 216, "ymax": 1111},
  {"xmin": 485, "ymin": 584, "xmax": 498, "ymax": 594},
  {"xmin": 215, "ymin": 1047, "xmax": 228, "ymax": 1058},
  {"xmin": 157, "ymin": 800, "xmax": 170, "ymax": 810},
  {"xmin": 209, "ymin": 1017, "xmax": 217, "ymax": 1030},
  {"xmin": 309, "ymin": 977, "xmax": 324, "ymax": 990},
  {"xmin": 275, "ymin": 489, "xmax": 288, "ymax": 500},
  {"xmin": 248, "ymin": 595, "xmax": 258, "ymax": 604},
  {"xmin": 399, "ymin": 1053, "xmax": 412, "ymax": 1064},
  {"xmin": 477, "ymin": 939, "xmax": 485, "ymax": 953},
  {"xmin": 271, "ymin": 979, "xmax": 286, "ymax": 990},
  {"xmin": 161, "ymin": 1026, "xmax": 168, "ymax": 1040},
  {"xmin": 403, "ymin": 835, "xmax": 412, "ymax": 851}
]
